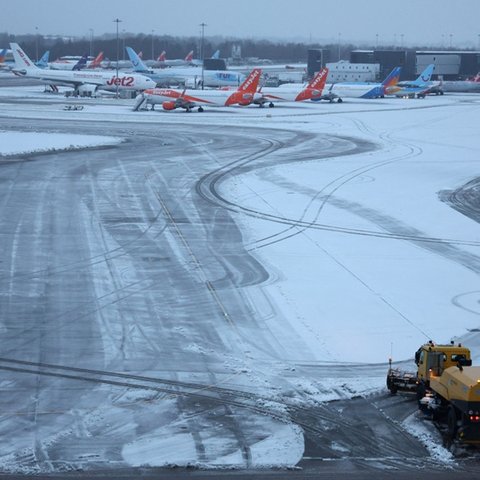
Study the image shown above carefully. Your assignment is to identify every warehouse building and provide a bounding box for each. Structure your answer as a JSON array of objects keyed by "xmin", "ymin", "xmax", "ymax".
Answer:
[{"xmin": 350, "ymin": 49, "xmax": 480, "ymax": 81}]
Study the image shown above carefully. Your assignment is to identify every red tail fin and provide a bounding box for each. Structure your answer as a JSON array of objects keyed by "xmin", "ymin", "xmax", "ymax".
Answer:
[
  {"xmin": 138, "ymin": 51, "xmax": 143, "ymax": 59},
  {"xmin": 89, "ymin": 51, "xmax": 103, "ymax": 68},
  {"xmin": 226, "ymin": 69, "xmax": 262, "ymax": 106},
  {"xmin": 158, "ymin": 50, "xmax": 166, "ymax": 62},
  {"xmin": 295, "ymin": 67, "xmax": 328, "ymax": 101},
  {"xmin": 238, "ymin": 68, "xmax": 262, "ymax": 93},
  {"xmin": 307, "ymin": 67, "xmax": 329, "ymax": 90},
  {"xmin": 184, "ymin": 50, "xmax": 194, "ymax": 62}
]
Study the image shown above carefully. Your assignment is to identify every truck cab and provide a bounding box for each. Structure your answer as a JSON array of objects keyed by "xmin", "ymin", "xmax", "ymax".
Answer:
[{"xmin": 415, "ymin": 341, "xmax": 471, "ymax": 384}]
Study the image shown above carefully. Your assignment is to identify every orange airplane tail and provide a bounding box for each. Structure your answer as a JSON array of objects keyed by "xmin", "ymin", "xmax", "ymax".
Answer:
[
  {"xmin": 88, "ymin": 51, "xmax": 103, "ymax": 68},
  {"xmin": 295, "ymin": 67, "xmax": 328, "ymax": 101},
  {"xmin": 226, "ymin": 68, "xmax": 262, "ymax": 106}
]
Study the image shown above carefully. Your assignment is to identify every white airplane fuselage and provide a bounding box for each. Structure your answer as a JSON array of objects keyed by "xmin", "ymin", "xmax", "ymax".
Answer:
[
  {"xmin": 142, "ymin": 88, "xmax": 261, "ymax": 107},
  {"xmin": 143, "ymin": 67, "xmax": 245, "ymax": 87},
  {"xmin": 16, "ymin": 67, "xmax": 154, "ymax": 91}
]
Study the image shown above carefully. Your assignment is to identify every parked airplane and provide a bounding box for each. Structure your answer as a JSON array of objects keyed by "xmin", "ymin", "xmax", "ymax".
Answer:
[
  {"xmin": 133, "ymin": 68, "xmax": 263, "ymax": 112},
  {"xmin": 385, "ymin": 64, "xmax": 441, "ymax": 98},
  {"xmin": 0, "ymin": 48, "xmax": 14, "ymax": 70},
  {"xmin": 0, "ymin": 48, "xmax": 8, "ymax": 68},
  {"xmin": 35, "ymin": 50, "xmax": 50, "ymax": 68},
  {"xmin": 126, "ymin": 46, "xmax": 245, "ymax": 87},
  {"xmin": 313, "ymin": 66, "xmax": 402, "ymax": 102},
  {"xmin": 251, "ymin": 67, "xmax": 329, "ymax": 107},
  {"xmin": 87, "ymin": 51, "xmax": 104, "ymax": 69},
  {"xmin": 146, "ymin": 50, "xmax": 194, "ymax": 68},
  {"xmin": 10, "ymin": 43, "xmax": 155, "ymax": 96},
  {"xmin": 442, "ymin": 73, "xmax": 480, "ymax": 93}
]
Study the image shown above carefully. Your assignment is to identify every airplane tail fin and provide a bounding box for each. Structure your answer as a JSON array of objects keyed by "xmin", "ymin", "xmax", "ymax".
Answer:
[
  {"xmin": 414, "ymin": 64, "xmax": 434, "ymax": 84},
  {"xmin": 185, "ymin": 50, "xmax": 194, "ymax": 62},
  {"xmin": 89, "ymin": 51, "xmax": 103, "ymax": 68},
  {"xmin": 225, "ymin": 68, "xmax": 262, "ymax": 106},
  {"xmin": 237, "ymin": 68, "xmax": 262, "ymax": 93},
  {"xmin": 72, "ymin": 53, "xmax": 88, "ymax": 71},
  {"xmin": 307, "ymin": 67, "xmax": 329, "ymax": 90},
  {"xmin": 211, "ymin": 49, "xmax": 220, "ymax": 59},
  {"xmin": 126, "ymin": 46, "xmax": 149, "ymax": 72},
  {"xmin": 138, "ymin": 51, "xmax": 143, "ymax": 59},
  {"xmin": 0, "ymin": 48, "xmax": 7, "ymax": 63},
  {"xmin": 295, "ymin": 67, "xmax": 329, "ymax": 101},
  {"xmin": 10, "ymin": 42, "xmax": 38, "ymax": 70},
  {"xmin": 158, "ymin": 50, "xmax": 166, "ymax": 62},
  {"xmin": 381, "ymin": 66, "xmax": 402, "ymax": 87},
  {"xmin": 35, "ymin": 50, "xmax": 50, "ymax": 68}
]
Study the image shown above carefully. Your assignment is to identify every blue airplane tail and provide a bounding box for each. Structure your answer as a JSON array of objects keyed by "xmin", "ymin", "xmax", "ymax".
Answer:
[
  {"xmin": 126, "ymin": 46, "xmax": 149, "ymax": 72},
  {"xmin": 211, "ymin": 49, "xmax": 220, "ymax": 59},
  {"xmin": 35, "ymin": 50, "xmax": 50, "ymax": 68},
  {"xmin": 0, "ymin": 48, "xmax": 7, "ymax": 61},
  {"xmin": 413, "ymin": 64, "xmax": 434, "ymax": 85},
  {"xmin": 72, "ymin": 53, "xmax": 88, "ymax": 71}
]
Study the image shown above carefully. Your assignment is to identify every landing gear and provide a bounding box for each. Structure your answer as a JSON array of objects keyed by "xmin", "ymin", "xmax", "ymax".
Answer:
[
  {"xmin": 337, "ymin": 97, "xmax": 343, "ymax": 103},
  {"xmin": 269, "ymin": 102, "xmax": 274, "ymax": 108},
  {"xmin": 198, "ymin": 106, "xmax": 204, "ymax": 112}
]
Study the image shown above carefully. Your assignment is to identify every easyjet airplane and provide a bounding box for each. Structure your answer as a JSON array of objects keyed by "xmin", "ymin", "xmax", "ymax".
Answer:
[
  {"xmin": 254, "ymin": 67, "xmax": 329, "ymax": 107},
  {"xmin": 133, "ymin": 68, "xmax": 263, "ymax": 112}
]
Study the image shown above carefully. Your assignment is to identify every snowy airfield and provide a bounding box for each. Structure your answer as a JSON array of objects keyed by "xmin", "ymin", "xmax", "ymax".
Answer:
[{"xmin": 0, "ymin": 81, "xmax": 480, "ymax": 476}]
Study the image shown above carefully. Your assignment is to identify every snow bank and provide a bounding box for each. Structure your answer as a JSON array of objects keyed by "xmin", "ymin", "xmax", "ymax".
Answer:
[
  {"xmin": 0, "ymin": 130, "xmax": 122, "ymax": 156},
  {"xmin": 402, "ymin": 412, "xmax": 455, "ymax": 465}
]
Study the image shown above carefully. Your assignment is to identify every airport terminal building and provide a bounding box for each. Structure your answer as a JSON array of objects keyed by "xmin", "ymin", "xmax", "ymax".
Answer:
[{"xmin": 308, "ymin": 48, "xmax": 480, "ymax": 81}]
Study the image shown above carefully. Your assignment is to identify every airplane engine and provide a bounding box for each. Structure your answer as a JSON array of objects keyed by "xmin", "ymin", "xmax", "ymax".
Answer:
[
  {"xmin": 162, "ymin": 101, "xmax": 177, "ymax": 111},
  {"xmin": 77, "ymin": 84, "xmax": 98, "ymax": 97}
]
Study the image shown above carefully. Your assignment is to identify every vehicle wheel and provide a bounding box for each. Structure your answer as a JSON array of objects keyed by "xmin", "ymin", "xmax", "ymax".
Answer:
[
  {"xmin": 416, "ymin": 382, "xmax": 426, "ymax": 402},
  {"xmin": 337, "ymin": 97, "xmax": 343, "ymax": 103},
  {"xmin": 447, "ymin": 405, "xmax": 458, "ymax": 438},
  {"xmin": 198, "ymin": 106, "xmax": 204, "ymax": 112},
  {"xmin": 269, "ymin": 102, "xmax": 274, "ymax": 108}
]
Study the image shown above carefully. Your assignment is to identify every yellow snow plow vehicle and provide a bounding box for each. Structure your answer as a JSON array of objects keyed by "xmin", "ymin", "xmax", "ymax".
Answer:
[{"xmin": 387, "ymin": 341, "xmax": 480, "ymax": 443}]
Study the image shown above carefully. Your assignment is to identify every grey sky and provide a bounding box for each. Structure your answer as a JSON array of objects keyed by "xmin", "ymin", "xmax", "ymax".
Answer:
[{"xmin": 3, "ymin": 0, "xmax": 480, "ymax": 48}]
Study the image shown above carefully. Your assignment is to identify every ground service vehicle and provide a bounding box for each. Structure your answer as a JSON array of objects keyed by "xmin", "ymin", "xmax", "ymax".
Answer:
[{"xmin": 387, "ymin": 341, "xmax": 480, "ymax": 443}]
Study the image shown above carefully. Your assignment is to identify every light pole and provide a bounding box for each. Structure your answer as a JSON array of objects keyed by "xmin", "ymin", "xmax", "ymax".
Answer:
[
  {"xmin": 199, "ymin": 22, "xmax": 207, "ymax": 89},
  {"xmin": 400, "ymin": 33, "xmax": 404, "ymax": 48},
  {"xmin": 35, "ymin": 26, "xmax": 38, "ymax": 62},
  {"xmin": 113, "ymin": 18, "xmax": 122, "ymax": 98},
  {"xmin": 449, "ymin": 33, "xmax": 453, "ymax": 49},
  {"xmin": 337, "ymin": 32, "xmax": 341, "ymax": 61},
  {"xmin": 375, "ymin": 33, "xmax": 379, "ymax": 49},
  {"xmin": 151, "ymin": 30, "xmax": 154, "ymax": 60},
  {"xmin": 89, "ymin": 28, "xmax": 94, "ymax": 58},
  {"xmin": 122, "ymin": 29, "xmax": 126, "ymax": 61}
]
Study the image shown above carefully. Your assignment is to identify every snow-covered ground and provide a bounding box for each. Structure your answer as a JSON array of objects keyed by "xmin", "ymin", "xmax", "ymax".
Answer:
[
  {"xmin": 1, "ymin": 84, "xmax": 479, "ymax": 470},
  {"xmin": 0, "ymin": 130, "xmax": 122, "ymax": 156},
  {"xmin": 1, "ymin": 85, "xmax": 479, "ymax": 365}
]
